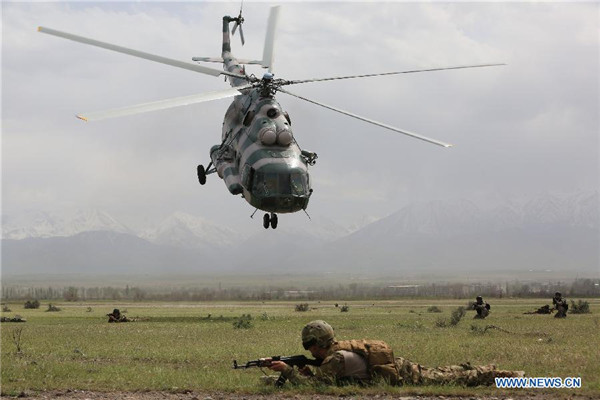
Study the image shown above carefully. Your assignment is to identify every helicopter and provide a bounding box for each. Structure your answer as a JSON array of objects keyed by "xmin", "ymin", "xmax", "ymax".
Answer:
[{"xmin": 38, "ymin": 6, "xmax": 503, "ymax": 229}]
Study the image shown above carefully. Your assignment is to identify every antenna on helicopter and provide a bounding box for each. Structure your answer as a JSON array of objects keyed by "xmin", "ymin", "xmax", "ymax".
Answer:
[{"xmin": 231, "ymin": 1, "xmax": 245, "ymax": 46}]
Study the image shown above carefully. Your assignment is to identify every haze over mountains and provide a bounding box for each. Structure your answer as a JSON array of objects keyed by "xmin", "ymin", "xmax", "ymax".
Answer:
[{"xmin": 2, "ymin": 191, "xmax": 598, "ymax": 278}]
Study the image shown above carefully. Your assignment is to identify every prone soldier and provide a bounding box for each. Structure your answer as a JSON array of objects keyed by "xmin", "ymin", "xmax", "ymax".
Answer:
[
  {"xmin": 523, "ymin": 304, "xmax": 552, "ymax": 315},
  {"xmin": 0, "ymin": 315, "xmax": 26, "ymax": 323},
  {"xmin": 264, "ymin": 320, "xmax": 523, "ymax": 387},
  {"xmin": 107, "ymin": 308, "xmax": 129, "ymax": 323}
]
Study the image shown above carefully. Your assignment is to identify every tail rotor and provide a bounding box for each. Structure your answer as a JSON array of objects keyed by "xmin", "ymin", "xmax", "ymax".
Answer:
[{"xmin": 231, "ymin": 2, "xmax": 245, "ymax": 46}]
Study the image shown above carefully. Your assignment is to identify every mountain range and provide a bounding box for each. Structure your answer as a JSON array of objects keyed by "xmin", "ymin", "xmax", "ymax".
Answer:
[{"xmin": 2, "ymin": 191, "xmax": 598, "ymax": 277}]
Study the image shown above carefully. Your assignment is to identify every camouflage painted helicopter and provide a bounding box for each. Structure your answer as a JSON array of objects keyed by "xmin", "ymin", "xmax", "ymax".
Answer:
[{"xmin": 39, "ymin": 6, "xmax": 503, "ymax": 229}]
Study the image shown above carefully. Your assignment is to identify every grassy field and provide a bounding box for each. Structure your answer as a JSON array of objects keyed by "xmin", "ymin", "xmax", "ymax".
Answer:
[{"xmin": 1, "ymin": 298, "xmax": 599, "ymax": 397}]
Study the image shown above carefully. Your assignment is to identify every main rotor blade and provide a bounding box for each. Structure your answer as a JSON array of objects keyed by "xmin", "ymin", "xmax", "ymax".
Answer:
[
  {"xmin": 284, "ymin": 63, "xmax": 506, "ymax": 85},
  {"xmin": 77, "ymin": 84, "xmax": 255, "ymax": 122},
  {"xmin": 279, "ymin": 89, "xmax": 453, "ymax": 148},
  {"xmin": 262, "ymin": 6, "xmax": 281, "ymax": 73},
  {"xmin": 38, "ymin": 26, "xmax": 247, "ymax": 80}
]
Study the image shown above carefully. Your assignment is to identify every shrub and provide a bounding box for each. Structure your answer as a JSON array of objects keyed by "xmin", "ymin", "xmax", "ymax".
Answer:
[
  {"xmin": 12, "ymin": 327, "xmax": 24, "ymax": 353},
  {"xmin": 295, "ymin": 303, "xmax": 310, "ymax": 312},
  {"xmin": 570, "ymin": 300, "xmax": 590, "ymax": 314},
  {"xmin": 436, "ymin": 306, "xmax": 466, "ymax": 328},
  {"xmin": 427, "ymin": 306, "xmax": 442, "ymax": 313},
  {"xmin": 233, "ymin": 314, "xmax": 253, "ymax": 329},
  {"xmin": 340, "ymin": 305, "xmax": 350, "ymax": 312},
  {"xmin": 259, "ymin": 312, "xmax": 270, "ymax": 321},
  {"xmin": 450, "ymin": 306, "xmax": 466, "ymax": 326},
  {"xmin": 24, "ymin": 300, "xmax": 40, "ymax": 309},
  {"xmin": 435, "ymin": 318, "xmax": 448, "ymax": 328}
]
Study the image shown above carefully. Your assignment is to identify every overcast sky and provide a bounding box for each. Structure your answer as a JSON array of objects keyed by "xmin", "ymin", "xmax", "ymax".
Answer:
[{"xmin": 2, "ymin": 1, "xmax": 598, "ymax": 232}]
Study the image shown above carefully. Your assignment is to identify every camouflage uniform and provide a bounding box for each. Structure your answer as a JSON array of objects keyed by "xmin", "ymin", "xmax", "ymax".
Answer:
[
  {"xmin": 552, "ymin": 292, "xmax": 568, "ymax": 318},
  {"xmin": 524, "ymin": 304, "xmax": 552, "ymax": 314},
  {"xmin": 0, "ymin": 315, "xmax": 26, "ymax": 323},
  {"xmin": 107, "ymin": 308, "xmax": 129, "ymax": 323},
  {"xmin": 473, "ymin": 296, "xmax": 491, "ymax": 319},
  {"xmin": 395, "ymin": 357, "xmax": 522, "ymax": 386},
  {"xmin": 278, "ymin": 320, "xmax": 523, "ymax": 387}
]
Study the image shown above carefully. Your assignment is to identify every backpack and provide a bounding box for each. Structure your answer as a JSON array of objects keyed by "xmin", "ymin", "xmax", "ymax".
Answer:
[{"xmin": 332, "ymin": 339, "xmax": 402, "ymax": 385}]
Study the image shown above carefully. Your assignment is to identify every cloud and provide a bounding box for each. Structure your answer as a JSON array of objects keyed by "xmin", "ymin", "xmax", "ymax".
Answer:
[{"xmin": 2, "ymin": 2, "xmax": 597, "ymax": 229}]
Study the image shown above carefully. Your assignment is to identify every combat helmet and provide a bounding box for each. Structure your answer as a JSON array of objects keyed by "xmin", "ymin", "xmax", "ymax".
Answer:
[{"xmin": 302, "ymin": 320, "xmax": 335, "ymax": 349}]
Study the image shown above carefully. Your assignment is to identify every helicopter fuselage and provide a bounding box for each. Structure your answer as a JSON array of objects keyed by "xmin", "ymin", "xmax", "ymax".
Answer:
[{"xmin": 209, "ymin": 16, "xmax": 314, "ymax": 215}]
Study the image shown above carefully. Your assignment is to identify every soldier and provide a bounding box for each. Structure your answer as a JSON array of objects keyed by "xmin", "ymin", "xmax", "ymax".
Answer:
[
  {"xmin": 0, "ymin": 315, "xmax": 26, "ymax": 323},
  {"xmin": 523, "ymin": 304, "xmax": 552, "ymax": 315},
  {"xmin": 552, "ymin": 292, "xmax": 568, "ymax": 318},
  {"xmin": 107, "ymin": 308, "xmax": 129, "ymax": 323},
  {"xmin": 265, "ymin": 320, "xmax": 523, "ymax": 387},
  {"xmin": 472, "ymin": 296, "xmax": 491, "ymax": 319}
]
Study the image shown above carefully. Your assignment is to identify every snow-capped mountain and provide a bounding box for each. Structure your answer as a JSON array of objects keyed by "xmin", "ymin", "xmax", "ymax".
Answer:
[
  {"xmin": 361, "ymin": 199, "xmax": 485, "ymax": 238},
  {"xmin": 2, "ymin": 209, "xmax": 133, "ymax": 239},
  {"xmin": 291, "ymin": 191, "xmax": 599, "ymax": 275},
  {"xmin": 140, "ymin": 212, "xmax": 241, "ymax": 249},
  {"xmin": 2, "ymin": 191, "xmax": 597, "ymax": 276}
]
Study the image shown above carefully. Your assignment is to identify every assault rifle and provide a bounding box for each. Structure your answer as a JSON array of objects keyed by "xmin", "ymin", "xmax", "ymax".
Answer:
[{"xmin": 233, "ymin": 355, "xmax": 322, "ymax": 387}]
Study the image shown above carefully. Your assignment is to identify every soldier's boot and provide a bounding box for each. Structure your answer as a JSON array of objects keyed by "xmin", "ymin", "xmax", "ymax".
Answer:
[{"xmin": 494, "ymin": 369, "xmax": 525, "ymax": 378}]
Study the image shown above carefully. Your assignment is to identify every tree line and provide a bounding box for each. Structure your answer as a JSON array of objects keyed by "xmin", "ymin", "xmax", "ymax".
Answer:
[{"xmin": 1, "ymin": 278, "xmax": 598, "ymax": 302}]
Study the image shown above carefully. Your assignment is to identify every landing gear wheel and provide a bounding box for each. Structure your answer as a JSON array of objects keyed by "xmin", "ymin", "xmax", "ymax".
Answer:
[
  {"xmin": 270, "ymin": 213, "xmax": 278, "ymax": 229},
  {"xmin": 197, "ymin": 165, "xmax": 206, "ymax": 185},
  {"xmin": 263, "ymin": 213, "xmax": 270, "ymax": 229}
]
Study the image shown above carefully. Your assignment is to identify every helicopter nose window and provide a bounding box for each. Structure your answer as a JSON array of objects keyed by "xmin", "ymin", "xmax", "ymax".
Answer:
[
  {"xmin": 254, "ymin": 172, "xmax": 307, "ymax": 196},
  {"xmin": 291, "ymin": 173, "xmax": 307, "ymax": 195},
  {"xmin": 267, "ymin": 108, "xmax": 280, "ymax": 119}
]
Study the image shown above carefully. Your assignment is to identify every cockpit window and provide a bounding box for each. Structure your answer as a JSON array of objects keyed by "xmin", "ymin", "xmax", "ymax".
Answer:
[
  {"xmin": 264, "ymin": 173, "xmax": 278, "ymax": 195},
  {"xmin": 254, "ymin": 172, "xmax": 307, "ymax": 196},
  {"xmin": 291, "ymin": 173, "xmax": 307, "ymax": 195}
]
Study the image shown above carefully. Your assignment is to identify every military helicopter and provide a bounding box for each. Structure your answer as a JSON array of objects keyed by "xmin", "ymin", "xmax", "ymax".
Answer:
[{"xmin": 38, "ymin": 6, "xmax": 503, "ymax": 229}]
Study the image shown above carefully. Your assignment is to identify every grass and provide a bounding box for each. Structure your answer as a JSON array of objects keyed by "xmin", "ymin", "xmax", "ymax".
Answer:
[{"xmin": 1, "ymin": 298, "xmax": 599, "ymax": 396}]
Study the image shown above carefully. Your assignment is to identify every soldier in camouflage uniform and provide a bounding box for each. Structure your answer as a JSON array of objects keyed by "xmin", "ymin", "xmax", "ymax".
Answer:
[
  {"xmin": 552, "ymin": 292, "xmax": 568, "ymax": 318},
  {"xmin": 472, "ymin": 296, "xmax": 491, "ymax": 319},
  {"xmin": 266, "ymin": 320, "xmax": 524, "ymax": 387},
  {"xmin": 523, "ymin": 304, "xmax": 552, "ymax": 314},
  {"xmin": 107, "ymin": 308, "xmax": 129, "ymax": 323},
  {"xmin": 0, "ymin": 315, "xmax": 26, "ymax": 323}
]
